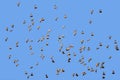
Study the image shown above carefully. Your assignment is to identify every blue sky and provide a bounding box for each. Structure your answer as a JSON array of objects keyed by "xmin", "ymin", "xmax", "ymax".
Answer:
[{"xmin": 0, "ymin": 0, "xmax": 120, "ymax": 80}]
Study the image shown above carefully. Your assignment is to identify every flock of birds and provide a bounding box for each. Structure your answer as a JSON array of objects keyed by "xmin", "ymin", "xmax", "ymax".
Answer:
[{"xmin": 1, "ymin": 1, "xmax": 120, "ymax": 80}]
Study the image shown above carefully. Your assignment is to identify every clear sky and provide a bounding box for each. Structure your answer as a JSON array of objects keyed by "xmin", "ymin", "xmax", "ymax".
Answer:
[{"xmin": 0, "ymin": 0, "xmax": 120, "ymax": 80}]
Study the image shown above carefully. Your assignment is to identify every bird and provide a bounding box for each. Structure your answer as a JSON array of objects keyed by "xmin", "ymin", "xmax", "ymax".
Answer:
[
  {"xmin": 29, "ymin": 45, "xmax": 32, "ymax": 50},
  {"xmin": 90, "ymin": 9, "xmax": 94, "ymax": 15},
  {"xmin": 5, "ymin": 27, "xmax": 8, "ymax": 31},
  {"xmin": 62, "ymin": 51, "xmax": 65, "ymax": 54},
  {"xmin": 27, "ymin": 75, "xmax": 30, "ymax": 79},
  {"xmin": 68, "ymin": 58, "xmax": 71, "ymax": 62},
  {"xmin": 99, "ymin": 42, "xmax": 103, "ymax": 46},
  {"xmin": 16, "ymin": 64, "xmax": 19, "ymax": 67},
  {"xmin": 30, "ymin": 14, "xmax": 33, "ymax": 17},
  {"xmin": 87, "ymin": 39, "xmax": 91, "ymax": 42},
  {"xmin": 40, "ymin": 47, "xmax": 44, "ymax": 51},
  {"xmin": 40, "ymin": 54, "xmax": 45, "ymax": 60},
  {"xmin": 73, "ymin": 30, "xmax": 77, "ymax": 36},
  {"xmin": 26, "ymin": 39, "xmax": 29, "ymax": 43},
  {"xmin": 46, "ymin": 34, "xmax": 50, "ymax": 40},
  {"xmin": 114, "ymin": 40, "xmax": 117, "ymax": 44},
  {"xmin": 81, "ymin": 30, "xmax": 85, "ymax": 34},
  {"xmin": 37, "ymin": 26, "xmax": 40, "ymax": 30},
  {"xmin": 99, "ymin": 9, "xmax": 102, "ymax": 13},
  {"xmin": 64, "ymin": 14, "xmax": 67, "ymax": 19},
  {"xmin": 89, "ymin": 20, "xmax": 92, "ymax": 24},
  {"xmin": 56, "ymin": 69, "xmax": 61, "ymax": 75},
  {"xmin": 66, "ymin": 47, "xmax": 70, "ymax": 51},
  {"xmin": 23, "ymin": 20, "xmax": 26, "ymax": 24},
  {"xmin": 67, "ymin": 52, "xmax": 71, "ymax": 57},
  {"xmin": 30, "ymin": 18, "xmax": 34, "ymax": 22},
  {"xmin": 45, "ymin": 74, "xmax": 48, "ymax": 78},
  {"xmin": 50, "ymin": 56, "xmax": 55, "ymax": 63},
  {"xmin": 40, "ymin": 18, "xmax": 45, "ymax": 23},
  {"xmin": 30, "ymin": 73, "xmax": 34, "ymax": 76},
  {"xmin": 72, "ymin": 73, "xmax": 76, "ymax": 77},
  {"xmin": 30, "ymin": 66, "xmax": 33, "ymax": 69},
  {"xmin": 16, "ymin": 41, "xmax": 19, "ymax": 47},
  {"xmin": 9, "ymin": 47, "xmax": 12, "ymax": 50},
  {"xmin": 11, "ymin": 24, "xmax": 14, "ymax": 28},
  {"xmin": 115, "ymin": 45, "xmax": 119, "ymax": 51},
  {"xmin": 9, "ymin": 29, "xmax": 13, "ymax": 32},
  {"xmin": 82, "ymin": 72, "xmax": 86, "ymax": 76},
  {"xmin": 28, "ymin": 25, "xmax": 32, "ymax": 32},
  {"xmin": 76, "ymin": 73, "xmax": 79, "ymax": 77},
  {"xmin": 53, "ymin": 5, "xmax": 57, "ymax": 9},
  {"xmin": 5, "ymin": 37, "xmax": 8, "ymax": 42},
  {"xmin": 35, "ymin": 62, "xmax": 39, "ymax": 66},
  {"xmin": 30, "ymin": 52, "xmax": 34, "ymax": 55},
  {"xmin": 96, "ymin": 47, "xmax": 100, "ymax": 50},
  {"xmin": 112, "ymin": 70, "xmax": 115, "ymax": 74},
  {"xmin": 45, "ymin": 42, "xmax": 49, "ymax": 46},
  {"xmin": 61, "ymin": 69, "xmax": 65, "ymax": 72},
  {"xmin": 73, "ymin": 52, "xmax": 77, "ymax": 57},
  {"xmin": 87, "ymin": 67, "xmax": 91, "ymax": 71},
  {"xmin": 55, "ymin": 17, "xmax": 59, "ymax": 21},
  {"xmin": 108, "ymin": 36, "xmax": 112, "ymax": 39},
  {"xmin": 8, "ymin": 55, "xmax": 12, "ymax": 59},
  {"xmin": 66, "ymin": 45, "xmax": 74, "ymax": 51},
  {"xmin": 95, "ymin": 69, "xmax": 97, "ymax": 73},
  {"xmin": 106, "ymin": 45, "xmax": 109, "ymax": 48},
  {"xmin": 96, "ymin": 62, "xmax": 100, "ymax": 67},
  {"xmin": 80, "ymin": 40, "xmax": 84, "ymax": 44},
  {"xmin": 102, "ymin": 72, "xmax": 105, "ymax": 75},
  {"xmin": 100, "ymin": 65, "xmax": 105, "ymax": 69},
  {"xmin": 102, "ymin": 76, "xmax": 105, "ymax": 79},
  {"xmin": 13, "ymin": 59, "xmax": 19, "ymax": 64},
  {"xmin": 87, "ymin": 47, "xmax": 91, "ymax": 51},
  {"xmin": 108, "ymin": 56, "xmax": 112, "ymax": 59},
  {"xmin": 62, "ymin": 25, "xmax": 65, "ymax": 29},
  {"xmin": 34, "ymin": 4, "xmax": 38, "ymax": 9},
  {"xmin": 91, "ymin": 32, "xmax": 94, "ymax": 36},
  {"xmin": 88, "ymin": 58, "xmax": 92, "ymax": 63},
  {"xmin": 31, "ymin": 22, "xmax": 34, "ymax": 26},
  {"xmin": 24, "ymin": 71, "xmax": 28, "ymax": 75},
  {"xmin": 17, "ymin": 2, "xmax": 21, "ymax": 7}
]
